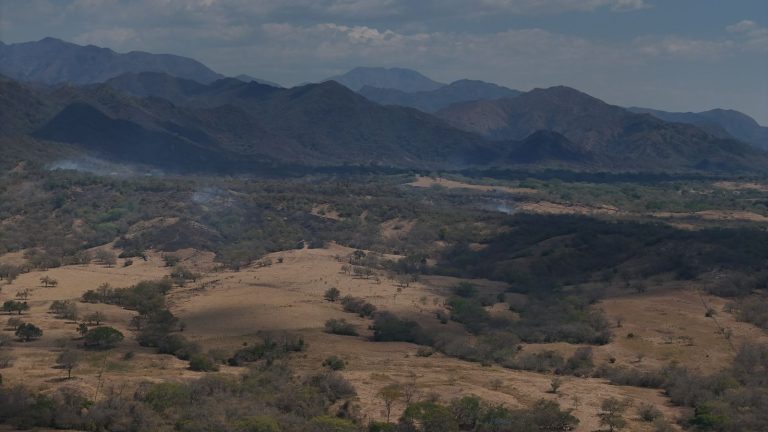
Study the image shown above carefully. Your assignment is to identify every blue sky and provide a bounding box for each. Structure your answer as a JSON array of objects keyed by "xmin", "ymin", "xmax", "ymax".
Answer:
[{"xmin": 1, "ymin": 0, "xmax": 767, "ymax": 123}]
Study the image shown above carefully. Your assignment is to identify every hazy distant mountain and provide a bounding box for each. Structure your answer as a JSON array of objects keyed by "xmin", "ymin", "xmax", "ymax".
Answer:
[
  {"xmin": 325, "ymin": 67, "xmax": 444, "ymax": 92},
  {"xmin": 6, "ymin": 76, "xmax": 495, "ymax": 170},
  {"xmin": 3, "ymin": 72, "xmax": 765, "ymax": 173},
  {"xmin": 628, "ymin": 107, "xmax": 768, "ymax": 150},
  {"xmin": 358, "ymin": 79, "xmax": 522, "ymax": 113},
  {"xmin": 0, "ymin": 37, "xmax": 223, "ymax": 85},
  {"xmin": 234, "ymin": 74, "xmax": 283, "ymax": 88},
  {"xmin": 438, "ymin": 86, "xmax": 766, "ymax": 171}
]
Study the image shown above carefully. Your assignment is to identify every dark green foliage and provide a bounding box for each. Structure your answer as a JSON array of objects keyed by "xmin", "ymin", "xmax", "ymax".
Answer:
[
  {"xmin": 452, "ymin": 282, "xmax": 478, "ymax": 298},
  {"xmin": 341, "ymin": 296, "xmax": 377, "ymax": 318},
  {"xmin": 83, "ymin": 326, "xmax": 124, "ymax": 349},
  {"xmin": 188, "ymin": 354, "xmax": 219, "ymax": 372},
  {"xmin": 324, "ymin": 319, "xmax": 358, "ymax": 336},
  {"xmin": 2, "ymin": 300, "xmax": 29, "ymax": 315},
  {"xmin": 228, "ymin": 334, "xmax": 307, "ymax": 366},
  {"xmin": 372, "ymin": 313, "xmax": 432, "ymax": 345},
  {"xmin": 15, "ymin": 323, "xmax": 42, "ymax": 342}
]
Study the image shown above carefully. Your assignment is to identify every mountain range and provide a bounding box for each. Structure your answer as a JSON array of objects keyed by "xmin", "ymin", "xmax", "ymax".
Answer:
[
  {"xmin": 1, "ymin": 37, "xmax": 767, "ymax": 174},
  {"xmin": 436, "ymin": 86, "xmax": 763, "ymax": 171},
  {"xmin": 628, "ymin": 107, "xmax": 768, "ymax": 151}
]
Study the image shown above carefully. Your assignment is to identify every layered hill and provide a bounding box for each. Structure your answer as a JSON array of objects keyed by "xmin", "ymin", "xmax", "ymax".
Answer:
[
  {"xmin": 0, "ymin": 38, "xmax": 224, "ymax": 85},
  {"xmin": 438, "ymin": 86, "xmax": 766, "ymax": 171},
  {"xmin": 2, "ymin": 75, "xmax": 497, "ymax": 171},
  {"xmin": 359, "ymin": 79, "xmax": 521, "ymax": 113},
  {"xmin": 325, "ymin": 67, "xmax": 444, "ymax": 92},
  {"xmin": 2, "ymin": 71, "xmax": 766, "ymax": 173},
  {"xmin": 629, "ymin": 107, "xmax": 768, "ymax": 151}
]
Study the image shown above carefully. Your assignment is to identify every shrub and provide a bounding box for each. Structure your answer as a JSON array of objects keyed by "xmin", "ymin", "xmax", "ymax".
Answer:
[
  {"xmin": 189, "ymin": 354, "xmax": 219, "ymax": 372},
  {"xmin": 322, "ymin": 356, "xmax": 346, "ymax": 371},
  {"xmin": 324, "ymin": 319, "xmax": 358, "ymax": 336},
  {"xmin": 372, "ymin": 313, "xmax": 432, "ymax": 345},
  {"xmin": 638, "ymin": 403, "xmax": 663, "ymax": 422},
  {"xmin": 416, "ymin": 347, "xmax": 435, "ymax": 357},
  {"xmin": 340, "ymin": 296, "xmax": 377, "ymax": 318},
  {"xmin": 324, "ymin": 287, "xmax": 341, "ymax": 302}
]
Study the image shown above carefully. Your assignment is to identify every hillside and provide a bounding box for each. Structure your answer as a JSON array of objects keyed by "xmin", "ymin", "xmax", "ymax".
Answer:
[
  {"xmin": 359, "ymin": 79, "xmax": 521, "ymax": 113},
  {"xmin": 438, "ymin": 86, "xmax": 768, "ymax": 171},
  {"xmin": 629, "ymin": 106, "xmax": 768, "ymax": 150},
  {"xmin": 0, "ymin": 37, "xmax": 224, "ymax": 85},
  {"xmin": 3, "ymin": 77, "xmax": 496, "ymax": 170},
  {"xmin": 325, "ymin": 66, "xmax": 444, "ymax": 92}
]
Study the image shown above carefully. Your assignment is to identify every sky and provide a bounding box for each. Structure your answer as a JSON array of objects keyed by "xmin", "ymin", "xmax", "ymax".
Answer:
[{"xmin": 1, "ymin": 0, "xmax": 767, "ymax": 124}]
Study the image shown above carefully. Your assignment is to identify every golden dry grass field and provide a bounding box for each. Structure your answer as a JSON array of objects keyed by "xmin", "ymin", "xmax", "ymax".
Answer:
[{"xmin": 6, "ymin": 240, "xmax": 765, "ymax": 431}]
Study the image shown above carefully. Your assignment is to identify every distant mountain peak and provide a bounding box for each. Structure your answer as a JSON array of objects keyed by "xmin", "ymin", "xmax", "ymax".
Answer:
[{"xmin": 325, "ymin": 66, "xmax": 444, "ymax": 92}]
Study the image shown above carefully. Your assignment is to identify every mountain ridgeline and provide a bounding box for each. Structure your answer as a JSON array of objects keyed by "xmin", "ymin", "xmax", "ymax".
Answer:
[
  {"xmin": 358, "ymin": 79, "xmax": 522, "ymax": 113},
  {"xmin": 0, "ymin": 38, "xmax": 766, "ymax": 174},
  {"xmin": 0, "ymin": 38, "xmax": 224, "ymax": 85},
  {"xmin": 628, "ymin": 107, "xmax": 768, "ymax": 151}
]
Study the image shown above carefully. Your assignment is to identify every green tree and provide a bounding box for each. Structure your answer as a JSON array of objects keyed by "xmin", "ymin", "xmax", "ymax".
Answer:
[
  {"xmin": 83, "ymin": 326, "xmax": 124, "ymax": 349},
  {"xmin": 3, "ymin": 300, "xmax": 29, "ymax": 315},
  {"xmin": 15, "ymin": 323, "xmax": 43, "ymax": 342}
]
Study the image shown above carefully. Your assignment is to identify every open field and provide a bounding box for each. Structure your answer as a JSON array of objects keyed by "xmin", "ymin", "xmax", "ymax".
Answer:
[
  {"xmin": 2, "ymin": 241, "xmax": 766, "ymax": 431},
  {"xmin": 408, "ymin": 176, "xmax": 537, "ymax": 195}
]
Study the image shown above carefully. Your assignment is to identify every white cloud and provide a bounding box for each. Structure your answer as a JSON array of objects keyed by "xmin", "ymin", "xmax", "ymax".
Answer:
[
  {"xmin": 726, "ymin": 20, "xmax": 768, "ymax": 52},
  {"xmin": 477, "ymin": 0, "xmax": 649, "ymax": 14}
]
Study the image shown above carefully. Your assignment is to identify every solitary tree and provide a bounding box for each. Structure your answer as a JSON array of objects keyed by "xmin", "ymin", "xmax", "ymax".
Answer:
[
  {"xmin": 324, "ymin": 287, "xmax": 341, "ymax": 302},
  {"xmin": 83, "ymin": 326, "xmax": 124, "ymax": 349},
  {"xmin": 377, "ymin": 383, "xmax": 403, "ymax": 422},
  {"xmin": 56, "ymin": 349, "xmax": 81, "ymax": 379},
  {"xmin": 599, "ymin": 397, "xmax": 629, "ymax": 432},
  {"xmin": 15, "ymin": 323, "xmax": 43, "ymax": 342},
  {"xmin": 40, "ymin": 276, "xmax": 58, "ymax": 288}
]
